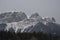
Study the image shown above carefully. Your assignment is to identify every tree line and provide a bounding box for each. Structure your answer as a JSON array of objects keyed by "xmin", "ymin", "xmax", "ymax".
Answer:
[{"xmin": 0, "ymin": 31, "xmax": 60, "ymax": 40}]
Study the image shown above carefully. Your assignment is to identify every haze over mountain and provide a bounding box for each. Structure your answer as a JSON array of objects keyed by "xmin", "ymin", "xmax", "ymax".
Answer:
[{"xmin": 0, "ymin": 12, "xmax": 60, "ymax": 36}]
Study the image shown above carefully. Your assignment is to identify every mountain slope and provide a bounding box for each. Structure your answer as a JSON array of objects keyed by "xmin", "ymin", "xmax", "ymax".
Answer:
[{"xmin": 0, "ymin": 12, "xmax": 60, "ymax": 36}]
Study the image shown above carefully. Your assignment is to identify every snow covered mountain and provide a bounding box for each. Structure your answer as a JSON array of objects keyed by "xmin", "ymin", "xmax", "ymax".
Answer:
[
  {"xmin": 0, "ymin": 12, "xmax": 60, "ymax": 36},
  {"xmin": 0, "ymin": 12, "xmax": 27, "ymax": 23}
]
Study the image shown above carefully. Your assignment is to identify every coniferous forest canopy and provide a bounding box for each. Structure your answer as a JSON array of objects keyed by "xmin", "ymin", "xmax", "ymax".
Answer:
[{"xmin": 0, "ymin": 31, "xmax": 60, "ymax": 40}]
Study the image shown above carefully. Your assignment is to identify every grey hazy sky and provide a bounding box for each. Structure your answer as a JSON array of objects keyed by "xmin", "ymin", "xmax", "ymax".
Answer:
[{"xmin": 0, "ymin": 0, "xmax": 60, "ymax": 23}]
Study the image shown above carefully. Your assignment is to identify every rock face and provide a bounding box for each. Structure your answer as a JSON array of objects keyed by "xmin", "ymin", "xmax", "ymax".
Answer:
[
  {"xmin": 30, "ymin": 13, "xmax": 40, "ymax": 18},
  {"xmin": 0, "ymin": 12, "xmax": 27, "ymax": 23},
  {"xmin": 0, "ymin": 23, "xmax": 7, "ymax": 31},
  {"xmin": 43, "ymin": 17, "xmax": 56, "ymax": 23},
  {"xmin": 29, "ymin": 13, "xmax": 42, "ymax": 22}
]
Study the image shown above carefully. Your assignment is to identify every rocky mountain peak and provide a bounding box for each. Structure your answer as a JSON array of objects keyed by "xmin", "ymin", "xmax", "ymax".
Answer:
[
  {"xmin": 30, "ymin": 13, "xmax": 40, "ymax": 18},
  {"xmin": 0, "ymin": 11, "xmax": 27, "ymax": 23}
]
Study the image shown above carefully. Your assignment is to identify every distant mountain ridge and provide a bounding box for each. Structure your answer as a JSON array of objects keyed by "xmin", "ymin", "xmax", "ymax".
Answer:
[{"xmin": 0, "ymin": 12, "xmax": 60, "ymax": 36}]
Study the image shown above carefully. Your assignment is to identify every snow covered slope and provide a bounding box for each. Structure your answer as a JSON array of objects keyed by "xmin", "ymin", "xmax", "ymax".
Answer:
[{"xmin": 6, "ymin": 19, "xmax": 38, "ymax": 33}]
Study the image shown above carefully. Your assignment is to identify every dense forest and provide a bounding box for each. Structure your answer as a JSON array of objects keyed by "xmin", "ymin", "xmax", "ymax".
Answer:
[{"xmin": 0, "ymin": 31, "xmax": 60, "ymax": 40}]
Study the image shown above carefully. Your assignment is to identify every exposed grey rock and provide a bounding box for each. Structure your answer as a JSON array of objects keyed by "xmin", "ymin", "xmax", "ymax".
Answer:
[
  {"xmin": 30, "ymin": 13, "xmax": 40, "ymax": 18},
  {"xmin": 0, "ymin": 23, "xmax": 7, "ymax": 31},
  {"xmin": 29, "ymin": 13, "xmax": 42, "ymax": 22},
  {"xmin": 0, "ymin": 12, "xmax": 27, "ymax": 23}
]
